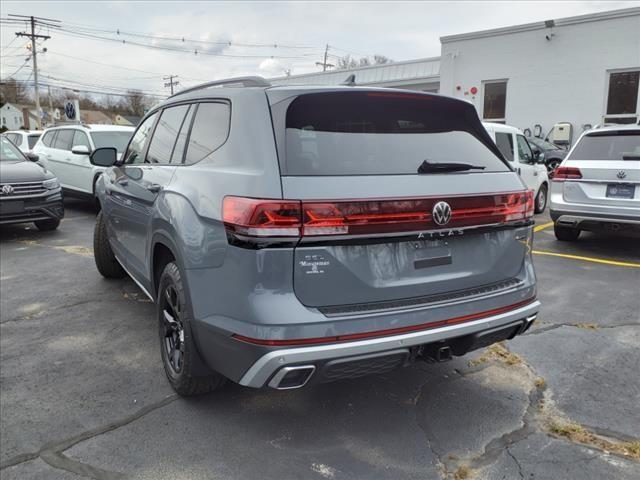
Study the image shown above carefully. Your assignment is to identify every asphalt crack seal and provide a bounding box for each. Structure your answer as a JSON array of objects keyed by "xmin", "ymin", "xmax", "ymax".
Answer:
[{"xmin": 0, "ymin": 395, "xmax": 177, "ymax": 479}]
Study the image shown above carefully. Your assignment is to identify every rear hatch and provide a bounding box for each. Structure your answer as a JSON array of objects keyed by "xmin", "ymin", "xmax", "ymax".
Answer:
[
  {"xmin": 555, "ymin": 129, "xmax": 640, "ymax": 208},
  {"xmin": 260, "ymin": 89, "xmax": 533, "ymax": 309}
]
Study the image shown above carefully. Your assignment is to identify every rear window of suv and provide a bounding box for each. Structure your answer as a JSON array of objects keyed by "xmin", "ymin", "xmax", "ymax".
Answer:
[
  {"xmin": 281, "ymin": 91, "xmax": 510, "ymax": 176},
  {"xmin": 568, "ymin": 130, "xmax": 640, "ymax": 161}
]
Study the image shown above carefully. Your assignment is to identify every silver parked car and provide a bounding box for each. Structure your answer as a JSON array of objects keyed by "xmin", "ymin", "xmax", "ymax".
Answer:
[
  {"xmin": 89, "ymin": 77, "xmax": 540, "ymax": 395},
  {"xmin": 550, "ymin": 125, "xmax": 640, "ymax": 240}
]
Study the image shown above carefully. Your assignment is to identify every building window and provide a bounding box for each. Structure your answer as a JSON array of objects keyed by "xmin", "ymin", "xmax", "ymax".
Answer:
[
  {"xmin": 604, "ymin": 70, "xmax": 639, "ymax": 124},
  {"xmin": 2, "ymin": 117, "xmax": 5, "ymax": 126},
  {"xmin": 483, "ymin": 80, "xmax": 507, "ymax": 123}
]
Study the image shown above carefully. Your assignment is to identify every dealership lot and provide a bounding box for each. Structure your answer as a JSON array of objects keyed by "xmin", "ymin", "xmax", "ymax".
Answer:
[{"xmin": 0, "ymin": 199, "xmax": 638, "ymax": 480}]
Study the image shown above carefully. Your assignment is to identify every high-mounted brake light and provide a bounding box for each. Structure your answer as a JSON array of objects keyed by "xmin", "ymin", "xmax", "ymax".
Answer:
[
  {"xmin": 552, "ymin": 167, "xmax": 582, "ymax": 181},
  {"xmin": 223, "ymin": 191, "xmax": 534, "ymax": 239}
]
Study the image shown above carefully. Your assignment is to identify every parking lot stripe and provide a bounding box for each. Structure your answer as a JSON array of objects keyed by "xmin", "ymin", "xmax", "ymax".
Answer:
[
  {"xmin": 534, "ymin": 221, "xmax": 554, "ymax": 232},
  {"xmin": 532, "ymin": 250, "xmax": 640, "ymax": 268}
]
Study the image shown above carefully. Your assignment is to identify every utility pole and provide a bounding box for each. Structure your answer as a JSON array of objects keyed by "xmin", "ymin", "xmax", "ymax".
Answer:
[
  {"xmin": 47, "ymin": 85, "xmax": 54, "ymax": 126},
  {"xmin": 11, "ymin": 14, "xmax": 58, "ymax": 129},
  {"xmin": 163, "ymin": 75, "xmax": 180, "ymax": 95},
  {"xmin": 315, "ymin": 44, "xmax": 334, "ymax": 72}
]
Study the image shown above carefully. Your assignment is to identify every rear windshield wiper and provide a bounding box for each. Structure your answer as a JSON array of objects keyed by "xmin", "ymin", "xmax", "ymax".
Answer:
[
  {"xmin": 418, "ymin": 159, "xmax": 486, "ymax": 174},
  {"xmin": 622, "ymin": 154, "xmax": 640, "ymax": 160}
]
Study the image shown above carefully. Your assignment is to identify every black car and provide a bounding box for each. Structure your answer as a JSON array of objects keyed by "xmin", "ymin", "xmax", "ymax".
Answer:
[
  {"xmin": 0, "ymin": 136, "xmax": 64, "ymax": 230},
  {"xmin": 526, "ymin": 137, "xmax": 567, "ymax": 172}
]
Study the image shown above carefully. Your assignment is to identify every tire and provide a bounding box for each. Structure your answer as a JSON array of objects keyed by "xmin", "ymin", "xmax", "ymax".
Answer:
[
  {"xmin": 534, "ymin": 184, "xmax": 548, "ymax": 214},
  {"xmin": 554, "ymin": 223, "xmax": 581, "ymax": 241},
  {"xmin": 34, "ymin": 218, "xmax": 60, "ymax": 231},
  {"xmin": 158, "ymin": 262, "xmax": 225, "ymax": 396},
  {"xmin": 93, "ymin": 210, "xmax": 125, "ymax": 278},
  {"xmin": 547, "ymin": 160, "xmax": 561, "ymax": 172}
]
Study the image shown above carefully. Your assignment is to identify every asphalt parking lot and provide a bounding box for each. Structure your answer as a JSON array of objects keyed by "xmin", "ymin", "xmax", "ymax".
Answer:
[{"xmin": 1, "ymin": 198, "xmax": 638, "ymax": 480}]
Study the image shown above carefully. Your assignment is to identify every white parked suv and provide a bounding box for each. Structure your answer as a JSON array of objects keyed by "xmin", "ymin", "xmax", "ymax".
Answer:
[
  {"xmin": 33, "ymin": 125, "xmax": 134, "ymax": 203},
  {"xmin": 2, "ymin": 130, "xmax": 42, "ymax": 153},
  {"xmin": 550, "ymin": 125, "xmax": 639, "ymax": 240},
  {"xmin": 483, "ymin": 123, "xmax": 549, "ymax": 213}
]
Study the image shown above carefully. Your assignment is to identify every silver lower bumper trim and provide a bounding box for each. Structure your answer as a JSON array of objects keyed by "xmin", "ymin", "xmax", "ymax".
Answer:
[
  {"xmin": 556, "ymin": 215, "xmax": 640, "ymax": 227},
  {"xmin": 239, "ymin": 300, "xmax": 541, "ymax": 388}
]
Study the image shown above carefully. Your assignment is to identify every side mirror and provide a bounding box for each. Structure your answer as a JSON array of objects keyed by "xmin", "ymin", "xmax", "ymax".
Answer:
[
  {"xmin": 25, "ymin": 152, "xmax": 39, "ymax": 162},
  {"xmin": 90, "ymin": 147, "xmax": 118, "ymax": 167},
  {"xmin": 536, "ymin": 152, "xmax": 546, "ymax": 164},
  {"xmin": 71, "ymin": 145, "xmax": 91, "ymax": 156}
]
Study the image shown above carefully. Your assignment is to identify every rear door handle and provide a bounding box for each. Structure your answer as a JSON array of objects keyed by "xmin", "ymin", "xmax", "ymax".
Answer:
[
  {"xmin": 116, "ymin": 178, "xmax": 128, "ymax": 187},
  {"xmin": 146, "ymin": 184, "xmax": 161, "ymax": 193}
]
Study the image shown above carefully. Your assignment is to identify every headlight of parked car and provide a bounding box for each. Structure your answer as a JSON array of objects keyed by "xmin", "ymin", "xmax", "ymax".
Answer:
[{"xmin": 43, "ymin": 178, "xmax": 60, "ymax": 190}]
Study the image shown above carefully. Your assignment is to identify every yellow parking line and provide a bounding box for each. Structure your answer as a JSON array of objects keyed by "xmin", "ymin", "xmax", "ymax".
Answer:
[
  {"xmin": 532, "ymin": 250, "xmax": 640, "ymax": 268},
  {"xmin": 534, "ymin": 221, "xmax": 554, "ymax": 232}
]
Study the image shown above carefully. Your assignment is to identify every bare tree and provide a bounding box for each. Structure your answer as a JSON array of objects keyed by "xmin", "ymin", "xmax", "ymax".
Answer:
[
  {"xmin": 336, "ymin": 54, "xmax": 392, "ymax": 70},
  {"xmin": 0, "ymin": 78, "xmax": 30, "ymax": 105},
  {"xmin": 124, "ymin": 89, "xmax": 150, "ymax": 117}
]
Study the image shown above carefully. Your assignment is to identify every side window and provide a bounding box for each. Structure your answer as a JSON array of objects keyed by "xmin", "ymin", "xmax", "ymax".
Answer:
[
  {"xmin": 124, "ymin": 112, "xmax": 158, "ymax": 164},
  {"xmin": 42, "ymin": 131, "xmax": 57, "ymax": 147},
  {"xmin": 170, "ymin": 105, "xmax": 195, "ymax": 164},
  {"xmin": 146, "ymin": 105, "xmax": 190, "ymax": 164},
  {"xmin": 495, "ymin": 132, "xmax": 514, "ymax": 161},
  {"xmin": 7, "ymin": 133, "xmax": 21, "ymax": 146},
  {"xmin": 516, "ymin": 135, "xmax": 533, "ymax": 164},
  {"xmin": 53, "ymin": 130, "xmax": 74, "ymax": 151},
  {"xmin": 184, "ymin": 102, "xmax": 230, "ymax": 164},
  {"xmin": 72, "ymin": 130, "xmax": 91, "ymax": 149}
]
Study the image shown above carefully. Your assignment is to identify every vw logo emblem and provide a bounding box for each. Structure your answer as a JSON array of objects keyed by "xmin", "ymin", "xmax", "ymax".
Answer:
[
  {"xmin": 1, "ymin": 184, "xmax": 14, "ymax": 195},
  {"xmin": 432, "ymin": 201, "xmax": 452, "ymax": 226},
  {"xmin": 65, "ymin": 102, "xmax": 76, "ymax": 120},
  {"xmin": 617, "ymin": 170, "xmax": 627, "ymax": 180}
]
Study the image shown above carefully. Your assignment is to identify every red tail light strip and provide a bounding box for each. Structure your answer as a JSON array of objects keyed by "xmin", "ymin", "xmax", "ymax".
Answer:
[
  {"xmin": 223, "ymin": 191, "xmax": 534, "ymax": 238},
  {"xmin": 231, "ymin": 297, "xmax": 536, "ymax": 347},
  {"xmin": 552, "ymin": 167, "xmax": 582, "ymax": 181}
]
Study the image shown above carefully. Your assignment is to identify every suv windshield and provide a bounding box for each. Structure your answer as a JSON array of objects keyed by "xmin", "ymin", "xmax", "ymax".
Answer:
[
  {"xmin": 91, "ymin": 131, "xmax": 133, "ymax": 153},
  {"xmin": 281, "ymin": 91, "xmax": 510, "ymax": 176},
  {"xmin": 530, "ymin": 138, "xmax": 560, "ymax": 150},
  {"xmin": 0, "ymin": 136, "xmax": 25, "ymax": 162},
  {"xmin": 568, "ymin": 130, "xmax": 640, "ymax": 161}
]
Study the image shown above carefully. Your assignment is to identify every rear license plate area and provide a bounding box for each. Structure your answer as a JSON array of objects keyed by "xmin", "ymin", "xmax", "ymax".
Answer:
[
  {"xmin": 606, "ymin": 183, "xmax": 635, "ymax": 199},
  {"xmin": 0, "ymin": 201, "xmax": 25, "ymax": 215}
]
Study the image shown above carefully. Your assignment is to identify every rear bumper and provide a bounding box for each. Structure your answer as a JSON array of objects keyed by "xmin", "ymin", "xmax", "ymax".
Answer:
[
  {"xmin": 0, "ymin": 190, "xmax": 64, "ymax": 225},
  {"xmin": 550, "ymin": 209, "xmax": 640, "ymax": 234},
  {"xmin": 234, "ymin": 299, "xmax": 539, "ymax": 388}
]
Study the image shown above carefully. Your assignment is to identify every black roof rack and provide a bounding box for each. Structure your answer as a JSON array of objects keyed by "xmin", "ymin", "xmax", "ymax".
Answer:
[{"xmin": 169, "ymin": 76, "xmax": 271, "ymax": 98}]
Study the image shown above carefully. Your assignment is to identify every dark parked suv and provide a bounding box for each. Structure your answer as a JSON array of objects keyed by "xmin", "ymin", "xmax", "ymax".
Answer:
[{"xmin": 90, "ymin": 77, "xmax": 540, "ymax": 395}]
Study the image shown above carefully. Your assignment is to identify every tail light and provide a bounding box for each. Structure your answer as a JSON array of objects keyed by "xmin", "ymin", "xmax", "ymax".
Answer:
[
  {"xmin": 553, "ymin": 167, "xmax": 582, "ymax": 181},
  {"xmin": 223, "ymin": 191, "xmax": 534, "ymax": 239}
]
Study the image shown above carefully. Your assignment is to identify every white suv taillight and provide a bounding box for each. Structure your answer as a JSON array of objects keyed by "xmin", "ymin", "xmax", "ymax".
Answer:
[{"xmin": 552, "ymin": 167, "xmax": 582, "ymax": 181}]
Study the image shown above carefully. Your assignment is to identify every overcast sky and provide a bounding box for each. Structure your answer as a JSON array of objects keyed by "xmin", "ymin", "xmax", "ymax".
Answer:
[{"xmin": 1, "ymin": 1, "xmax": 638, "ymax": 100}]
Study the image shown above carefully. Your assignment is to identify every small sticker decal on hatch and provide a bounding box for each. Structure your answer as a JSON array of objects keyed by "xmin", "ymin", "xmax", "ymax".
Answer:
[{"xmin": 299, "ymin": 254, "xmax": 330, "ymax": 275}]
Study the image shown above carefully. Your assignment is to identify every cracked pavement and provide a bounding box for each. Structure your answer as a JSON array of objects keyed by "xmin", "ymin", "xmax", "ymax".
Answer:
[{"xmin": 1, "ymin": 199, "xmax": 639, "ymax": 479}]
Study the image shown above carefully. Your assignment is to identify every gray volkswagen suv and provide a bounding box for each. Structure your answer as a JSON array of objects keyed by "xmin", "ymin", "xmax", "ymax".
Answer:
[{"xmin": 90, "ymin": 77, "xmax": 540, "ymax": 395}]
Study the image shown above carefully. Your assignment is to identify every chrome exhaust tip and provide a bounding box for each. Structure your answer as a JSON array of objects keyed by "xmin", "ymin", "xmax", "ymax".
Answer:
[{"xmin": 268, "ymin": 365, "xmax": 316, "ymax": 390}]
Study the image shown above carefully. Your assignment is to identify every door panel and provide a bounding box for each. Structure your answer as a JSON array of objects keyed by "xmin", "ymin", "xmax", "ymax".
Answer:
[
  {"xmin": 67, "ymin": 130, "xmax": 94, "ymax": 193},
  {"xmin": 47, "ymin": 130, "xmax": 75, "ymax": 189},
  {"xmin": 516, "ymin": 134, "xmax": 537, "ymax": 190}
]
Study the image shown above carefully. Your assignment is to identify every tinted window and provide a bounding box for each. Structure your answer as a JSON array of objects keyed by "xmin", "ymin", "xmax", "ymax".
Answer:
[
  {"xmin": 170, "ymin": 106, "xmax": 194, "ymax": 164},
  {"xmin": 184, "ymin": 102, "xmax": 230, "ymax": 164},
  {"xmin": 0, "ymin": 137, "xmax": 24, "ymax": 162},
  {"xmin": 124, "ymin": 113, "xmax": 158, "ymax": 164},
  {"xmin": 516, "ymin": 135, "xmax": 533, "ymax": 164},
  {"xmin": 73, "ymin": 130, "xmax": 91, "ymax": 149},
  {"xmin": 282, "ymin": 92, "xmax": 509, "ymax": 176},
  {"xmin": 483, "ymin": 81, "xmax": 507, "ymax": 120},
  {"xmin": 53, "ymin": 130, "xmax": 74, "ymax": 150},
  {"xmin": 91, "ymin": 132, "xmax": 133, "ymax": 154},
  {"xmin": 41, "ymin": 131, "xmax": 57, "ymax": 147},
  {"xmin": 495, "ymin": 132, "xmax": 514, "ymax": 161},
  {"xmin": 10, "ymin": 133, "xmax": 22, "ymax": 146},
  {"xmin": 146, "ymin": 105, "xmax": 190, "ymax": 164},
  {"xmin": 27, "ymin": 134, "xmax": 40, "ymax": 149},
  {"xmin": 568, "ymin": 131, "xmax": 640, "ymax": 161},
  {"xmin": 607, "ymin": 71, "xmax": 639, "ymax": 115}
]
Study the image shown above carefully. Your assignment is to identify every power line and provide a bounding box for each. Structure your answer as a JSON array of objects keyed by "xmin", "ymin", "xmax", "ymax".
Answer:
[
  {"xmin": 163, "ymin": 75, "xmax": 179, "ymax": 95},
  {"xmin": 11, "ymin": 79, "xmax": 167, "ymax": 99}
]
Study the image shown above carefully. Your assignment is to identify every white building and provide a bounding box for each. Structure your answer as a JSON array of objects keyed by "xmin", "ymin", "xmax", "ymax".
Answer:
[
  {"xmin": 272, "ymin": 7, "xmax": 640, "ymax": 144},
  {"xmin": 1, "ymin": 103, "xmax": 25, "ymax": 130}
]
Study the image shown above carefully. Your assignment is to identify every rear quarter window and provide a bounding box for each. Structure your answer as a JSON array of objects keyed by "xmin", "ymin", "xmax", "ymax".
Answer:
[
  {"xmin": 568, "ymin": 131, "xmax": 640, "ymax": 161},
  {"xmin": 184, "ymin": 102, "xmax": 230, "ymax": 164},
  {"xmin": 279, "ymin": 92, "xmax": 509, "ymax": 176}
]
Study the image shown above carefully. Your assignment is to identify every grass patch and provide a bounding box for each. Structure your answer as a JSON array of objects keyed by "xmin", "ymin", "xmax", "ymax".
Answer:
[
  {"xmin": 549, "ymin": 421, "xmax": 640, "ymax": 460},
  {"xmin": 573, "ymin": 323, "xmax": 598, "ymax": 330},
  {"xmin": 534, "ymin": 377, "xmax": 546, "ymax": 388},
  {"xmin": 468, "ymin": 342, "xmax": 522, "ymax": 367},
  {"xmin": 453, "ymin": 465, "xmax": 471, "ymax": 480}
]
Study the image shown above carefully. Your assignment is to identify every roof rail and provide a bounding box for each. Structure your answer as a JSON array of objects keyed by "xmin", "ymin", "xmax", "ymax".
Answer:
[{"xmin": 169, "ymin": 76, "xmax": 271, "ymax": 98}]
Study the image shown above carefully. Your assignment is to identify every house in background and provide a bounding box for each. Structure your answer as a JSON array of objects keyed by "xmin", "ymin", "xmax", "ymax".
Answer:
[
  {"xmin": 80, "ymin": 110, "xmax": 113, "ymax": 124},
  {"xmin": 113, "ymin": 114, "xmax": 141, "ymax": 126},
  {"xmin": 1, "ymin": 103, "xmax": 26, "ymax": 130}
]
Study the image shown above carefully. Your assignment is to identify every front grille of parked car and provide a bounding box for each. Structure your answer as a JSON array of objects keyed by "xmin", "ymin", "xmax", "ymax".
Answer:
[
  {"xmin": 0, "ymin": 181, "xmax": 47, "ymax": 197},
  {"xmin": 319, "ymin": 277, "xmax": 524, "ymax": 317},
  {"xmin": 321, "ymin": 352, "xmax": 408, "ymax": 382}
]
